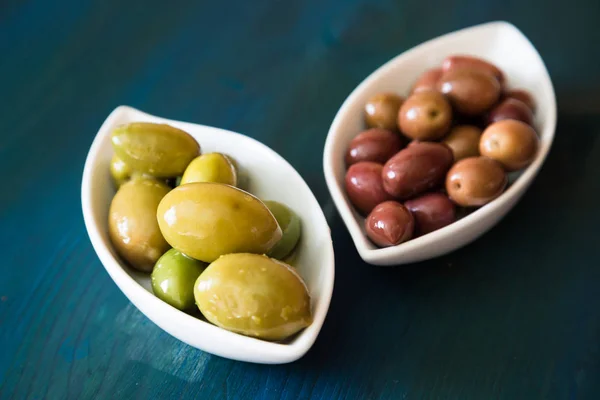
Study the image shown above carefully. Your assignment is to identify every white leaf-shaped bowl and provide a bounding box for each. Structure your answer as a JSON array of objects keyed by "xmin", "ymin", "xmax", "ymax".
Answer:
[
  {"xmin": 323, "ymin": 21, "xmax": 556, "ymax": 266},
  {"xmin": 82, "ymin": 106, "xmax": 335, "ymax": 363}
]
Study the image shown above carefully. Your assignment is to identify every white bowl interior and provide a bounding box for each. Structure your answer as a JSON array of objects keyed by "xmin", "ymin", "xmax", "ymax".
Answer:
[
  {"xmin": 82, "ymin": 106, "xmax": 334, "ymax": 363},
  {"xmin": 323, "ymin": 21, "xmax": 556, "ymax": 265}
]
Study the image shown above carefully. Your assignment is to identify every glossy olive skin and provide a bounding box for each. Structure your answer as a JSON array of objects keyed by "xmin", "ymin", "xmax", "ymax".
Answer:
[
  {"xmin": 442, "ymin": 125, "xmax": 482, "ymax": 161},
  {"xmin": 442, "ymin": 55, "xmax": 505, "ymax": 84},
  {"xmin": 151, "ymin": 249, "xmax": 208, "ymax": 311},
  {"xmin": 345, "ymin": 162, "xmax": 392, "ymax": 215},
  {"xmin": 505, "ymin": 89, "xmax": 535, "ymax": 111},
  {"xmin": 480, "ymin": 119, "xmax": 539, "ymax": 171},
  {"xmin": 411, "ymin": 68, "xmax": 443, "ymax": 93},
  {"xmin": 264, "ymin": 200, "xmax": 302, "ymax": 260},
  {"xmin": 487, "ymin": 98, "xmax": 534, "ymax": 126},
  {"xmin": 345, "ymin": 128, "xmax": 404, "ymax": 166},
  {"xmin": 398, "ymin": 91, "xmax": 452, "ymax": 140},
  {"xmin": 180, "ymin": 153, "xmax": 237, "ymax": 186},
  {"xmin": 438, "ymin": 68, "xmax": 501, "ymax": 116},
  {"xmin": 405, "ymin": 193, "xmax": 456, "ymax": 236},
  {"xmin": 108, "ymin": 178, "xmax": 171, "ymax": 272},
  {"xmin": 446, "ymin": 157, "xmax": 507, "ymax": 207},
  {"xmin": 157, "ymin": 183, "xmax": 282, "ymax": 262},
  {"xmin": 194, "ymin": 253, "xmax": 312, "ymax": 341},
  {"xmin": 364, "ymin": 93, "xmax": 404, "ymax": 131},
  {"xmin": 111, "ymin": 122, "xmax": 200, "ymax": 177},
  {"xmin": 365, "ymin": 201, "xmax": 414, "ymax": 247},
  {"xmin": 110, "ymin": 154, "xmax": 132, "ymax": 188},
  {"xmin": 382, "ymin": 142, "xmax": 454, "ymax": 199}
]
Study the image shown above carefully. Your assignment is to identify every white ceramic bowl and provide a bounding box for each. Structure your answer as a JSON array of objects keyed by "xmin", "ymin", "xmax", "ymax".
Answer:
[
  {"xmin": 82, "ymin": 106, "xmax": 335, "ymax": 364},
  {"xmin": 323, "ymin": 21, "xmax": 556, "ymax": 266}
]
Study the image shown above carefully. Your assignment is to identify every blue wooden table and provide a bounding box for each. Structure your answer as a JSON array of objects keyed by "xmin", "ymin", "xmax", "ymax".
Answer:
[{"xmin": 2, "ymin": 1, "xmax": 600, "ymax": 399}]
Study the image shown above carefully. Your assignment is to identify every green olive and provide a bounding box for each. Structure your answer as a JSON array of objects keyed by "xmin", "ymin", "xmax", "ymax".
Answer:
[
  {"xmin": 111, "ymin": 122, "xmax": 200, "ymax": 178},
  {"xmin": 151, "ymin": 249, "xmax": 208, "ymax": 311},
  {"xmin": 194, "ymin": 253, "xmax": 312, "ymax": 340},
  {"xmin": 108, "ymin": 177, "xmax": 171, "ymax": 272},
  {"xmin": 156, "ymin": 183, "xmax": 282, "ymax": 262},
  {"xmin": 109, "ymin": 154, "xmax": 132, "ymax": 188},
  {"xmin": 264, "ymin": 201, "xmax": 301, "ymax": 260},
  {"xmin": 180, "ymin": 153, "xmax": 237, "ymax": 186}
]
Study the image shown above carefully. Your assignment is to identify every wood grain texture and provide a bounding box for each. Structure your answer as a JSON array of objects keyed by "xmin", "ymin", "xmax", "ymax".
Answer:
[{"xmin": 1, "ymin": 0, "xmax": 600, "ymax": 399}]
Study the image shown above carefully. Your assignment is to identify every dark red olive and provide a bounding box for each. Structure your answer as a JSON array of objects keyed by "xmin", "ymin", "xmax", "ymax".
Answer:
[
  {"xmin": 442, "ymin": 55, "xmax": 505, "ymax": 84},
  {"xmin": 404, "ymin": 193, "xmax": 456, "ymax": 236},
  {"xmin": 411, "ymin": 68, "xmax": 443, "ymax": 94},
  {"xmin": 487, "ymin": 98, "xmax": 534, "ymax": 126},
  {"xmin": 345, "ymin": 128, "xmax": 404, "ymax": 166},
  {"xmin": 381, "ymin": 142, "xmax": 454, "ymax": 199},
  {"xmin": 365, "ymin": 201, "xmax": 414, "ymax": 247},
  {"xmin": 345, "ymin": 162, "xmax": 393, "ymax": 215},
  {"xmin": 504, "ymin": 89, "xmax": 535, "ymax": 111}
]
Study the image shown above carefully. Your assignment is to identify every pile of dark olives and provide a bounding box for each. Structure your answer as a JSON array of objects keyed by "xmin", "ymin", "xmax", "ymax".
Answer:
[
  {"xmin": 345, "ymin": 55, "xmax": 539, "ymax": 248},
  {"xmin": 107, "ymin": 122, "xmax": 310, "ymax": 341}
]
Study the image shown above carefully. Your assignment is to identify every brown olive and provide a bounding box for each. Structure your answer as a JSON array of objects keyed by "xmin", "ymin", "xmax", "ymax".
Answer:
[
  {"xmin": 411, "ymin": 68, "xmax": 443, "ymax": 93},
  {"xmin": 438, "ymin": 68, "xmax": 501, "ymax": 116},
  {"xmin": 479, "ymin": 119, "xmax": 539, "ymax": 171},
  {"xmin": 442, "ymin": 55, "xmax": 505, "ymax": 84},
  {"xmin": 365, "ymin": 201, "xmax": 414, "ymax": 247},
  {"xmin": 397, "ymin": 91, "xmax": 452, "ymax": 140},
  {"xmin": 405, "ymin": 193, "xmax": 456, "ymax": 236},
  {"xmin": 504, "ymin": 89, "xmax": 535, "ymax": 111},
  {"xmin": 345, "ymin": 162, "xmax": 393, "ymax": 215},
  {"xmin": 364, "ymin": 93, "xmax": 404, "ymax": 131},
  {"xmin": 442, "ymin": 125, "xmax": 482, "ymax": 161},
  {"xmin": 345, "ymin": 128, "xmax": 404, "ymax": 166},
  {"xmin": 445, "ymin": 157, "xmax": 507, "ymax": 207},
  {"xmin": 382, "ymin": 142, "xmax": 454, "ymax": 199},
  {"xmin": 487, "ymin": 98, "xmax": 533, "ymax": 126}
]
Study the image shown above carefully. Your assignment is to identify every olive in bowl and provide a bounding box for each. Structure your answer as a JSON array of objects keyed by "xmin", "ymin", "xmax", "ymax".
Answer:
[
  {"xmin": 345, "ymin": 128, "xmax": 405, "ymax": 166},
  {"xmin": 345, "ymin": 161, "xmax": 393, "ymax": 214},
  {"xmin": 438, "ymin": 68, "xmax": 501, "ymax": 116},
  {"xmin": 480, "ymin": 119, "xmax": 539, "ymax": 171},
  {"xmin": 405, "ymin": 193, "xmax": 456, "ymax": 236},
  {"xmin": 397, "ymin": 91, "xmax": 453, "ymax": 140},
  {"xmin": 365, "ymin": 201, "xmax": 414, "ymax": 247},
  {"xmin": 445, "ymin": 157, "xmax": 508, "ymax": 207},
  {"xmin": 442, "ymin": 125, "xmax": 482, "ymax": 162},
  {"xmin": 364, "ymin": 93, "xmax": 404, "ymax": 131},
  {"xmin": 487, "ymin": 98, "xmax": 534, "ymax": 126}
]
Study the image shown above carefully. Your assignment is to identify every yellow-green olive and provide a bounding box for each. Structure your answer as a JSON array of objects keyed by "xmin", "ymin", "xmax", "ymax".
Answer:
[
  {"xmin": 109, "ymin": 154, "xmax": 132, "ymax": 188},
  {"xmin": 194, "ymin": 253, "xmax": 312, "ymax": 340},
  {"xmin": 111, "ymin": 122, "xmax": 200, "ymax": 177},
  {"xmin": 156, "ymin": 183, "xmax": 282, "ymax": 262},
  {"xmin": 108, "ymin": 178, "xmax": 171, "ymax": 272},
  {"xmin": 180, "ymin": 153, "xmax": 237, "ymax": 186}
]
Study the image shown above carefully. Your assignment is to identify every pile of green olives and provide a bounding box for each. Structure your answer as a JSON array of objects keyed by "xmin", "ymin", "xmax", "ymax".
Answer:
[
  {"xmin": 346, "ymin": 55, "xmax": 540, "ymax": 248},
  {"xmin": 107, "ymin": 122, "xmax": 309, "ymax": 341}
]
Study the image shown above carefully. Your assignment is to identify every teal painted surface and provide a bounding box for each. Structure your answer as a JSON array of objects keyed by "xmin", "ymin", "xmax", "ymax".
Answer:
[{"xmin": 1, "ymin": 0, "xmax": 600, "ymax": 398}]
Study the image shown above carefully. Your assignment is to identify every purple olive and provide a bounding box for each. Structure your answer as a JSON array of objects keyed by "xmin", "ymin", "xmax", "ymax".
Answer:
[
  {"xmin": 345, "ymin": 128, "xmax": 404, "ymax": 166},
  {"xmin": 487, "ymin": 98, "xmax": 534, "ymax": 126},
  {"xmin": 365, "ymin": 201, "xmax": 414, "ymax": 247},
  {"xmin": 404, "ymin": 193, "xmax": 456, "ymax": 236},
  {"xmin": 345, "ymin": 162, "xmax": 393, "ymax": 215}
]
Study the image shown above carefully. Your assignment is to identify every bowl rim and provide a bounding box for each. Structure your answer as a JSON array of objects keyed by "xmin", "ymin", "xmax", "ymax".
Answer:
[
  {"xmin": 82, "ymin": 105, "xmax": 335, "ymax": 363},
  {"xmin": 322, "ymin": 20, "xmax": 557, "ymax": 265}
]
